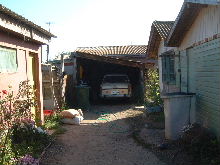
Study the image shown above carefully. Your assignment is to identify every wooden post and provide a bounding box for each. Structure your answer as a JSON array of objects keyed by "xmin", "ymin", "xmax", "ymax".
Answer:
[{"xmin": 60, "ymin": 53, "xmax": 65, "ymax": 103}]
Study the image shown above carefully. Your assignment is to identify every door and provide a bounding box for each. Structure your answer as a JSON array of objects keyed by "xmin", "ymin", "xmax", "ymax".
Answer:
[{"xmin": 28, "ymin": 53, "xmax": 36, "ymax": 115}]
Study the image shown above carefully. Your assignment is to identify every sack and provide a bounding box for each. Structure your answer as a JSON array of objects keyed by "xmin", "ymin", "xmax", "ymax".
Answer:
[
  {"xmin": 61, "ymin": 116, "xmax": 84, "ymax": 125},
  {"xmin": 73, "ymin": 116, "xmax": 84, "ymax": 125},
  {"xmin": 77, "ymin": 109, "xmax": 83, "ymax": 117},
  {"xmin": 60, "ymin": 109, "xmax": 80, "ymax": 118}
]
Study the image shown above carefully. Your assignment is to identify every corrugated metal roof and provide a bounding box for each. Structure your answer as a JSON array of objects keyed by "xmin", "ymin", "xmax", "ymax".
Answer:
[
  {"xmin": 0, "ymin": 4, "xmax": 56, "ymax": 38},
  {"xmin": 76, "ymin": 45, "xmax": 147, "ymax": 56},
  {"xmin": 152, "ymin": 21, "xmax": 174, "ymax": 40}
]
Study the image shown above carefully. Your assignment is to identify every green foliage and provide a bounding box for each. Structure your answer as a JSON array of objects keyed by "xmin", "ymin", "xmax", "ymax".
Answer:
[
  {"xmin": 52, "ymin": 127, "xmax": 66, "ymax": 135},
  {"xmin": 144, "ymin": 68, "xmax": 162, "ymax": 107},
  {"xmin": 44, "ymin": 114, "xmax": 62, "ymax": 130},
  {"xmin": 44, "ymin": 114, "xmax": 66, "ymax": 136},
  {"xmin": 10, "ymin": 122, "xmax": 51, "ymax": 158},
  {"xmin": 0, "ymin": 81, "xmax": 51, "ymax": 165}
]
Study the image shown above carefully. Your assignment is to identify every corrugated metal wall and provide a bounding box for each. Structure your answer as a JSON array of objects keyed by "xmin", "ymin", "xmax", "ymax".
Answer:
[{"xmin": 180, "ymin": 38, "xmax": 220, "ymax": 137}]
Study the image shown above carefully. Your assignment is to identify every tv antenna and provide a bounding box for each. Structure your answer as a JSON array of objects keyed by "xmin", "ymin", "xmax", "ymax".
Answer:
[{"xmin": 46, "ymin": 22, "xmax": 54, "ymax": 32}]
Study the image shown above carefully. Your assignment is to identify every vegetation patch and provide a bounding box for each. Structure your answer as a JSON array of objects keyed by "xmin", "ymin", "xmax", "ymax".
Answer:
[
  {"xmin": 144, "ymin": 68, "xmax": 163, "ymax": 107},
  {"xmin": 180, "ymin": 124, "xmax": 220, "ymax": 165},
  {"xmin": 0, "ymin": 81, "xmax": 52, "ymax": 165}
]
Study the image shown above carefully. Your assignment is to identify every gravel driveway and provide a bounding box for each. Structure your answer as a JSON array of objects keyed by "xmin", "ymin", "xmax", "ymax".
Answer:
[{"xmin": 41, "ymin": 104, "xmax": 166, "ymax": 165}]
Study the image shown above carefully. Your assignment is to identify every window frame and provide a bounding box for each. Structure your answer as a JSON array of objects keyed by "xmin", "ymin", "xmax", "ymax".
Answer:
[
  {"xmin": 0, "ymin": 46, "xmax": 18, "ymax": 73},
  {"xmin": 161, "ymin": 50, "xmax": 176, "ymax": 84}
]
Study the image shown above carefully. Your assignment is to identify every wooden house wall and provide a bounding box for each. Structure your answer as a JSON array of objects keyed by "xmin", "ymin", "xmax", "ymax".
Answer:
[
  {"xmin": 177, "ymin": 6, "xmax": 220, "ymax": 137},
  {"xmin": 180, "ymin": 5, "xmax": 220, "ymax": 50},
  {"xmin": 179, "ymin": 38, "xmax": 220, "ymax": 137}
]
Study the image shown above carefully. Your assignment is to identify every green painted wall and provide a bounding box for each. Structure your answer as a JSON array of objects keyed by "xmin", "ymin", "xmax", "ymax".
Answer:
[
  {"xmin": 180, "ymin": 50, "xmax": 188, "ymax": 92},
  {"xmin": 180, "ymin": 38, "xmax": 220, "ymax": 137}
]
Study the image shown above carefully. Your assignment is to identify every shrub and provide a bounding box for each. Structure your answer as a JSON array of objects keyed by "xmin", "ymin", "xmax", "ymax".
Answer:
[
  {"xmin": 0, "ymin": 81, "xmax": 51, "ymax": 165},
  {"xmin": 144, "ymin": 68, "xmax": 163, "ymax": 107}
]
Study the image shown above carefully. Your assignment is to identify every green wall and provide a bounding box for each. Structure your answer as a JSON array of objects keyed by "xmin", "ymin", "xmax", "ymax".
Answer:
[{"xmin": 180, "ymin": 38, "xmax": 220, "ymax": 137}]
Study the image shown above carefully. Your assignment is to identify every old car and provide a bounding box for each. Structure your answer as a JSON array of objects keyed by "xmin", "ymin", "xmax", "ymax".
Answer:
[{"xmin": 100, "ymin": 74, "xmax": 132, "ymax": 98}]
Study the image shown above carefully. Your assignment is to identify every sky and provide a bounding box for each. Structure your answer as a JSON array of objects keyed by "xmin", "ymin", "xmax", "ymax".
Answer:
[{"xmin": 0, "ymin": 0, "xmax": 183, "ymax": 61}]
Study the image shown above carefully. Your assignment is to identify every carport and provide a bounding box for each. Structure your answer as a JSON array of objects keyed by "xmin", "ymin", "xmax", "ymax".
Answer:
[{"xmin": 69, "ymin": 45, "xmax": 155, "ymax": 105}]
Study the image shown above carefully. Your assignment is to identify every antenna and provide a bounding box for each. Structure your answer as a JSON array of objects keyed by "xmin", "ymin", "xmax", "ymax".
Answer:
[{"xmin": 46, "ymin": 22, "xmax": 54, "ymax": 32}]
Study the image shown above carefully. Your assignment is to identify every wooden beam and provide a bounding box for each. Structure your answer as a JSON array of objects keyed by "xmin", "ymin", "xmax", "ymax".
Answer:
[{"xmin": 76, "ymin": 52, "xmax": 145, "ymax": 68}]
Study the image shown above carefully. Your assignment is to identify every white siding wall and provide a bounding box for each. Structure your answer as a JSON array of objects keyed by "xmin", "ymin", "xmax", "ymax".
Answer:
[{"xmin": 180, "ymin": 5, "xmax": 220, "ymax": 50}]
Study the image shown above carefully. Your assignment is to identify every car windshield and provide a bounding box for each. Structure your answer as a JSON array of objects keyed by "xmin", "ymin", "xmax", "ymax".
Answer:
[{"xmin": 103, "ymin": 75, "xmax": 129, "ymax": 83}]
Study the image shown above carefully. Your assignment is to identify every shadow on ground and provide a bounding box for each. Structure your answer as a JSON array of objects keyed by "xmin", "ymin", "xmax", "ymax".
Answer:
[{"xmin": 40, "ymin": 104, "xmax": 166, "ymax": 165}]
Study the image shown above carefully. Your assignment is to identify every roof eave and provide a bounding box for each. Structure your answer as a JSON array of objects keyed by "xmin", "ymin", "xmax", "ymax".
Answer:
[
  {"xmin": 146, "ymin": 25, "xmax": 161, "ymax": 59},
  {"xmin": 167, "ymin": 1, "xmax": 219, "ymax": 47},
  {"xmin": 147, "ymin": 21, "xmax": 174, "ymax": 59},
  {"xmin": 0, "ymin": 4, "xmax": 56, "ymax": 39}
]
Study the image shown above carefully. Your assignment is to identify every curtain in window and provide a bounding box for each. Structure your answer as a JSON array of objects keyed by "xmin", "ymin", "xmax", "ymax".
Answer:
[{"xmin": 0, "ymin": 46, "xmax": 17, "ymax": 72}]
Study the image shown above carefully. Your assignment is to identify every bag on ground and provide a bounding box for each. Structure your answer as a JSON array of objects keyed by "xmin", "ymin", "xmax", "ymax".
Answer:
[
  {"xmin": 61, "ymin": 116, "xmax": 84, "ymax": 125},
  {"xmin": 60, "ymin": 109, "xmax": 80, "ymax": 118}
]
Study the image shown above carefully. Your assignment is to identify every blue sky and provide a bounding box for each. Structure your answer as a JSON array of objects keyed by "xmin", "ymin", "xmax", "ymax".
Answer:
[{"xmin": 1, "ymin": 0, "xmax": 183, "ymax": 61}]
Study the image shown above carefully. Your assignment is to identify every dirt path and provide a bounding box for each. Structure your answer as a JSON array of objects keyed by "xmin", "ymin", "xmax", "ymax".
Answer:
[{"xmin": 41, "ymin": 104, "xmax": 166, "ymax": 165}]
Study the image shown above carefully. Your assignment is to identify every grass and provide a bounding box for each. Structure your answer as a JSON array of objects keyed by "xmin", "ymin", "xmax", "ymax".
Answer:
[
  {"xmin": 44, "ymin": 114, "xmax": 66, "ymax": 136},
  {"xmin": 52, "ymin": 127, "xmax": 67, "ymax": 136}
]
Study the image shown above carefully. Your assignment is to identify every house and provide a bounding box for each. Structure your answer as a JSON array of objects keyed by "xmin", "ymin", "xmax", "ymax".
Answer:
[
  {"xmin": 146, "ymin": 21, "xmax": 177, "ymax": 93},
  {"xmin": 49, "ymin": 53, "xmax": 75, "ymax": 75},
  {"xmin": 161, "ymin": 0, "xmax": 220, "ymax": 137},
  {"xmin": 0, "ymin": 5, "xmax": 56, "ymax": 124}
]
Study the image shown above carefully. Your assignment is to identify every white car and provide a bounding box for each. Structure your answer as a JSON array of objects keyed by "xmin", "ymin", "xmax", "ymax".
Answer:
[{"xmin": 100, "ymin": 74, "xmax": 132, "ymax": 98}]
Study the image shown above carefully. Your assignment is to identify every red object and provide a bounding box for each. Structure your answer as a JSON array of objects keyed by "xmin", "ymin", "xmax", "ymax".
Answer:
[
  {"xmin": 2, "ymin": 90, "xmax": 7, "ymax": 95},
  {"xmin": 43, "ymin": 110, "xmax": 54, "ymax": 116}
]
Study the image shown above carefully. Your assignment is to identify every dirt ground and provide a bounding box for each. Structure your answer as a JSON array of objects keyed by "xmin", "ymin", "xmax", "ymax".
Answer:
[{"xmin": 40, "ymin": 104, "xmax": 166, "ymax": 165}]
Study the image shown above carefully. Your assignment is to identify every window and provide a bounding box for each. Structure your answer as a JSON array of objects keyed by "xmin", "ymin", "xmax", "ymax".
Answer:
[
  {"xmin": 161, "ymin": 51, "xmax": 175, "ymax": 84},
  {"xmin": 0, "ymin": 46, "xmax": 17, "ymax": 72}
]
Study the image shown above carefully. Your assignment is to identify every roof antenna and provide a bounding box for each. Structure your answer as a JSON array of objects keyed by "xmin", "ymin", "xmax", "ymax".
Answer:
[
  {"xmin": 46, "ymin": 22, "xmax": 54, "ymax": 63},
  {"xmin": 46, "ymin": 22, "xmax": 53, "ymax": 32}
]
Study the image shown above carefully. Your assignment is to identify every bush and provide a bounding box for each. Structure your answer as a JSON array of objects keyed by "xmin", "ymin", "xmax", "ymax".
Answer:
[
  {"xmin": 44, "ymin": 114, "xmax": 62, "ymax": 130},
  {"xmin": 0, "ymin": 81, "xmax": 51, "ymax": 164},
  {"xmin": 144, "ymin": 68, "xmax": 163, "ymax": 107},
  {"xmin": 10, "ymin": 122, "xmax": 51, "ymax": 158}
]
